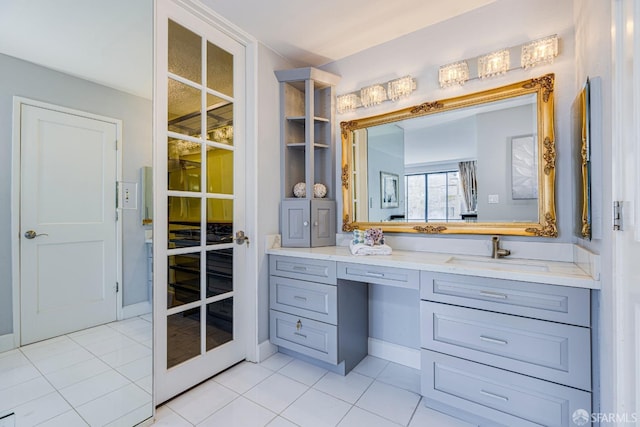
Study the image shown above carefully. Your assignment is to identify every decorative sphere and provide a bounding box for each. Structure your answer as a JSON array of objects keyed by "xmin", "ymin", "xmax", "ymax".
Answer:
[
  {"xmin": 313, "ymin": 183, "xmax": 327, "ymax": 198},
  {"xmin": 293, "ymin": 182, "xmax": 306, "ymax": 198}
]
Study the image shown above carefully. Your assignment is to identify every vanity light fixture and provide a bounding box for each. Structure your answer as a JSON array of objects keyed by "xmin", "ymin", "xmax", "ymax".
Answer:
[
  {"xmin": 360, "ymin": 84, "xmax": 388, "ymax": 108},
  {"xmin": 521, "ymin": 35, "xmax": 558, "ymax": 69},
  {"xmin": 477, "ymin": 49, "xmax": 510, "ymax": 79},
  {"xmin": 336, "ymin": 75, "xmax": 417, "ymax": 113},
  {"xmin": 438, "ymin": 61, "xmax": 469, "ymax": 88},
  {"xmin": 336, "ymin": 93, "xmax": 360, "ymax": 114},
  {"xmin": 438, "ymin": 34, "xmax": 560, "ymax": 87},
  {"xmin": 387, "ymin": 76, "xmax": 417, "ymax": 101}
]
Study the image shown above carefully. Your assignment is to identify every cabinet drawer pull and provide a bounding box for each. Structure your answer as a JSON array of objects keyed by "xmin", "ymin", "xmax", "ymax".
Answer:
[
  {"xmin": 480, "ymin": 335, "xmax": 508, "ymax": 345},
  {"xmin": 293, "ymin": 266, "xmax": 308, "ymax": 271},
  {"xmin": 480, "ymin": 389, "xmax": 509, "ymax": 402},
  {"xmin": 293, "ymin": 332, "xmax": 307, "ymax": 339},
  {"xmin": 293, "ymin": 295, "xmax": 308, "ymax": 301},
  {"xmin": 479, "ymin": 290, "xmax": 508, "ymax": 299},
  {"xmin": 365, "ymin": 271, "xmax": 385, "ymax": 278}
]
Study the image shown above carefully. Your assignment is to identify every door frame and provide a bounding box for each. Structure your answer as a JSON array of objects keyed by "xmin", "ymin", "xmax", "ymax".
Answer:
[{"xmin": 10, "ymin": 97, "xmax": 124, "ymax": 349}]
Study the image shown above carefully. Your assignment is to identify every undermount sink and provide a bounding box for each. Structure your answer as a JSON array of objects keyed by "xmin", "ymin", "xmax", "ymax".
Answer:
[{"xmin": 445, "ymin": 256, "xmax": 550, "ymax": 272}]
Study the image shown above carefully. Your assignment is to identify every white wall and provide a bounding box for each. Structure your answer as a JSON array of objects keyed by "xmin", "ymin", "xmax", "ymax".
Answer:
[
  {"xmin": 0, "ymin": 53, "xmax": 152, "ymax": 336},
  {"xmin": 256, "ymin": 43, "xmax": 296, "ymax": 343},
  {"xmin": 367, "ymin": 125, "xmax": 405, "ymax": 222},
  {"xmin": 404, "ymin": 117, "xmax": 477, "ymax": 167},
  {"xmin": 323, "ymin": 0, "xmax": 576, "ymax": 244}
]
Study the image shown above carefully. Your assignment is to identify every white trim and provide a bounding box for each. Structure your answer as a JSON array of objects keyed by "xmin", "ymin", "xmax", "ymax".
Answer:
[
  {"xmin": 10, "ymin": 97, "xmax": 124, "ymax": 346},
  {"xmin": 0, "ymin": 334, "xmax": 16, "ymax": 353},
  {"xmin": 122, "ymin": 301, "xmax": 152, "ymax": 319},
  {"xmin": 368, "ymin": 338, "xmax": 421, "ymax": 370},
  {"xmin": 256, "ymin": 340, "xmax": 278, "ymax": 363}
]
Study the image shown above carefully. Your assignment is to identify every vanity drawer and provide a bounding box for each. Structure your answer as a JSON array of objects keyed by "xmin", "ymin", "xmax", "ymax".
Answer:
[
  {"xmin": 421, "ymin": 301, "xmax": 591, "ymax": 390},
  {"xmin": 270, "ymin": 255, "xmax": 336, "ymax": 285},
  {"xmin": 421, "ymin": 349, "xmax": 591, "ymax": 427},
  {"xmin": 337, "ymin": 262, "xmax": 419, "ymax": 290},
  {"xmin": 270, "ymin": 310, "xmax": 337, "ymax": 364},
  {"xmin": 270, "ymin": 276, "xmax": 337, "ymax": 324},
  {"xmin": 420, "ymin": 272, "xmax": 590, "ymax": 326}
]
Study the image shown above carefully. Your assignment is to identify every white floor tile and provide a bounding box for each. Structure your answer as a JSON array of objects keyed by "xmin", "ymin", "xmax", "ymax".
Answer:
[
  {"xmin": 136, "ymin": 375, "xmax": 153, "ymax": 394},
  {"xmin": 151, "ymin": 406, "xmax": 193, "ymax": 427},
  {"xmin": 313, "ymin": 371, "xmax": 374, "ymax": 405},
  {"xmin": 356, "ymin": 381, "xmax": 420, "ymax": 426},
  {"xmin": 104, "ymin": 403, "xmax": 153, "ymax": 427},
  {"xmin": 30, "ymin": 348, "xmax": 95, "ymax": 375},
  {"xmin": 409, "ymin": 400, "xmax": 478, "ymax": 427},
  {"xmin": 0, "ymin": 363, "xmax": 42, "ymax": 391},
  {"xmin": 197, "ymin": 396, "xmax": 276, "ymax": 427},
  {"xmin": 59, "ymin": 370, "xmax": 131, "ymax": 407},
  {"xmin": 100, "ymin": 343, "xmax": 152, "ymax": 368},
  {"xmin": 0, "ymin": 376, "xmax": 55, "ymax": 412},
  {"xmin": 166, "ymin": 379, "xmax": 238, "ymax": 425},
  {"xmin": 139, "ymin": 314, "xmax": 152, "ymax": 323},
  {"xmin": 244, "ymin": 373, "xmax": 309, "ymax": 413},
  {"xmin": 282, "ymin": 389, "xmax": 351, "ymax": 427},
  {"xmin": 338, "ymin": 407, "xmax": 403, "ymax": 427},
  {"xmin": 36, "ymin": 409, "xmax": 89, "ymax": 427},
  {"xmin": 126, "ymin": 328, "xmax": 152, "ymax": 343},
  {"xmin": 44, "ymin": 357, "xmax": 112, "ymax": 390},
  {"xmin": 277, "ymin": 359, "xmax": 327, "ymax": 386},
  {"xmin": 107, "ymin": 318, "xmax": 151, "ymax": 337},
  {"xmin": 376, "ymin": 362, "xmax": 421, "ymax": 394},
  {"xmin": 267, "ymin": 416, "xmax": 299, "ymax": 427},
  {"xmin": 68, "ymin": 326, "xmax": 122, "ymax": 347},
  {"xmin": 0, "ymin": 350, "xmax": 31, "ymax": 374},
  {"xmin": 214, "ymin": 362, "xmax": 273, "ymax": 394},
  {"xmin": 116, "ymin": 355, "xmax": 152, "ymax": 382},
  {"xmin": 79, "ymin": 333, "xmax": 138, "ymax": 357},
  {"xmin": 353, "ymin": 356, "xmax": 389, "ymax": 379},
  {"xmin": 259, "ymin": 352, "xmax": 293, "ymax": 372},
  {"xmin": 11, "ymin": 392, "xmax": 71, "ymax": 427},
  {"xmin": 75, "ymin": 383, "xmax": 151, "ymax": 427},
  {"xmin": 21, "ymin": 337, "xmax": 82, "ymax": 362}
]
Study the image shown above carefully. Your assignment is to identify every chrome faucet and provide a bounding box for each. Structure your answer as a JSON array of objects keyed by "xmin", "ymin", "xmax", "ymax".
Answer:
[{"xmin": 491, "ymin": 236, "xmax": 511, "ymax": 259}]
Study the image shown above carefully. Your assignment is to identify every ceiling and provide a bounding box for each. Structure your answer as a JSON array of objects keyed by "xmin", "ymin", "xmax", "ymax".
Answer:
[{"xmin": 0, "ymin": 0, "xmax": 495, "ymax": 99}]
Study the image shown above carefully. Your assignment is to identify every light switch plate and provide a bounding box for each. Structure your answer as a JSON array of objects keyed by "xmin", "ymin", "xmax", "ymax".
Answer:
[
  {"xmin": 488, "ymin": 194, "xmax": 499, "ymax": 204},
  {"xmin": 120, "ymin": 181, "xmax": 138, "ymax": 210}
]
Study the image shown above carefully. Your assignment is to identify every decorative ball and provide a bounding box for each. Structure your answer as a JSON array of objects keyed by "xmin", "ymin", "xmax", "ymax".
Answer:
[
  {"xmin": 293, "ymin": 182, "xmax": 306, "ymax": 198},
  {"xmin": 313, "ymin": 183, "xmax": 327, "ymax": 198}
]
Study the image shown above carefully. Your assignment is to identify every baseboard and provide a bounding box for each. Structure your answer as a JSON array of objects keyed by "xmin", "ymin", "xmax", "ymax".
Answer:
[
  {"xmin": 122, "ymin": 301, "xmax": 152, "ymax": 319},
  {"xmin": 0, "ymin": 333, "xmax": 16, "ymax": 353},
  {"xmin": 256, "ymin": 339, "xmax": 278, "ymax": 363},
  {"xmin": 368, "ymin": 338, "xmax": 420, "ymax": 369}
]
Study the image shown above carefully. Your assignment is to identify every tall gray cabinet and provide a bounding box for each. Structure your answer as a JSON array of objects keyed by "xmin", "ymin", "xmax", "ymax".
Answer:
[{"xmin": 275, "ymin": 67, "xmax": 340, "ymax": 247}]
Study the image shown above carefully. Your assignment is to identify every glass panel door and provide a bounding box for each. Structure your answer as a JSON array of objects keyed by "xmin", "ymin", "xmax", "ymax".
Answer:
[{"xmin": 155, "ymin": 3, "xmax": 247, "ymax": 404}]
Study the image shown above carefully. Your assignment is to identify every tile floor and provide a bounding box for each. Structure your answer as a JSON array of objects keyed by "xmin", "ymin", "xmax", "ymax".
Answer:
[
  {"xmin": 153, "ymin": 353, "xmax": 475, "ymax": 427},
  {"xmin": 0, "ymin": 315, "xmax": 153, "ymax": 427}
]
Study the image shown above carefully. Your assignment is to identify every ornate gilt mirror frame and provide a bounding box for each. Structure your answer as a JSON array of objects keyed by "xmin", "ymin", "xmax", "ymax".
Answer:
[{"xmin": 340, "ymin": 74, "xmax": 557, "ymax": 237}]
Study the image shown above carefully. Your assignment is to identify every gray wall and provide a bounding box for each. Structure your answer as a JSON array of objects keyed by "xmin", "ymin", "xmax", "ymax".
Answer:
[
  {"xmin": 476, "ymin": 104, "xmax": 538, "ymax": 222},
  {"xmin": 0, "ymin": 53, "xmax": 151, "ymax": 336},
  {"xmin": 367, "ymin": 126, "xmax": 405, "ymax": 222}
]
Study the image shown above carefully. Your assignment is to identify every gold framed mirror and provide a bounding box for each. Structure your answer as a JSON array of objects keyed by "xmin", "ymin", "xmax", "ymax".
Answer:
[{"xmin": 340, "ymin": 74, "xmax": 557, "ymax": 237}]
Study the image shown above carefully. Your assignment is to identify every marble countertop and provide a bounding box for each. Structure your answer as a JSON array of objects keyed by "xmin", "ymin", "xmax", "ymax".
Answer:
[{"xmin": 266, "ymin": 246, "xmax": 600, "ymax": 290}]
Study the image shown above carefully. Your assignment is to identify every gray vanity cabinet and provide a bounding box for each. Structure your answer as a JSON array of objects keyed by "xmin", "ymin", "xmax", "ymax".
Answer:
[
  {"xmin": 269, "ymin": 255, "xmax": 367, "ymax": 374},
  {"xmin": 280, "ymin": 199, "xmax": 336, "ymax": 247},
  {"xmin": 420, "ymin": 272, "xmax": 592, "ymax": 427}
]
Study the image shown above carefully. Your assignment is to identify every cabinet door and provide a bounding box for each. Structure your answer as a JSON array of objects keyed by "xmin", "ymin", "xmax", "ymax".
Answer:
[
  {"xmin": 281, "ymin": 200, "xmax": 310, "ymax": 247},
  {"xmin": 310, "ymin": 199, "xmax": 336, "ymax": 247}
]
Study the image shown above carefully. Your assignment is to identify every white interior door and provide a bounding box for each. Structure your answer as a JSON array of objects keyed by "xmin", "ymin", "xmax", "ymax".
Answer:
[
  {"xmin": 613, "ymin": 0, "xmax": 640, "ymax": 419},
  {"xmin": 20, "ymin": 104, "xmax": 118, "ymax": 345},
  {"xmin": 154, "ymin": 2, "xmax": 248, "ymax": 404}
]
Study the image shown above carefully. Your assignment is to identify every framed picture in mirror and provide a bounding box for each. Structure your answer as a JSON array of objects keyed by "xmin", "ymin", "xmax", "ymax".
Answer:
[{"xmin": 380, "ymin": 171, "xmax": 399, "ymax": 208}]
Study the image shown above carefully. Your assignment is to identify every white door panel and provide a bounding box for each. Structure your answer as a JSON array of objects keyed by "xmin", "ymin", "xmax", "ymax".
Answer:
[{"xmin": 20, "ymin": 105, "xmax": 118, "ymax": 345}]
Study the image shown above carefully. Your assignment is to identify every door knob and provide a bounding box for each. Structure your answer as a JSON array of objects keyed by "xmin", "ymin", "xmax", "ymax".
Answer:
[
  {"xmin": 235, "ymin": 230, "xmax": 250, "ymax": 246},
  {"xmin": 24, "ymin": 230, "xmax": 48, "ymax": 239}
]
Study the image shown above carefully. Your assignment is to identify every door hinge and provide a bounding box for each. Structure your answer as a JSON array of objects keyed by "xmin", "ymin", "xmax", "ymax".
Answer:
[
  {"xmin": 115, "ymin": 282, "xmax": 119, "ymax": 293},
  {"xmin": 115, "ymin": 210, "xmax": 119, "ymax": 221},
  {"xmin": 614, "ymin": 201, "xmax": 623, "ymax": 230}
]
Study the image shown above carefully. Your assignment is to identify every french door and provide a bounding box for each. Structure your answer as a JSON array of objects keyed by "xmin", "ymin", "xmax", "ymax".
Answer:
[{"xmin": 154, "ymin": 2, "xmax": 248, "ymax": 404}]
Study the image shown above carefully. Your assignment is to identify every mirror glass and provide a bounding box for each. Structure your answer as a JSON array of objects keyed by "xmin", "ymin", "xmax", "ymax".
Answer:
[
  {"xmin": 0, "ymin": 1, "xmax": 153, "ymax": 425},
  {"xmin": 342, "ymin": 74, "xmax": 557, "ymax": 236}
]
